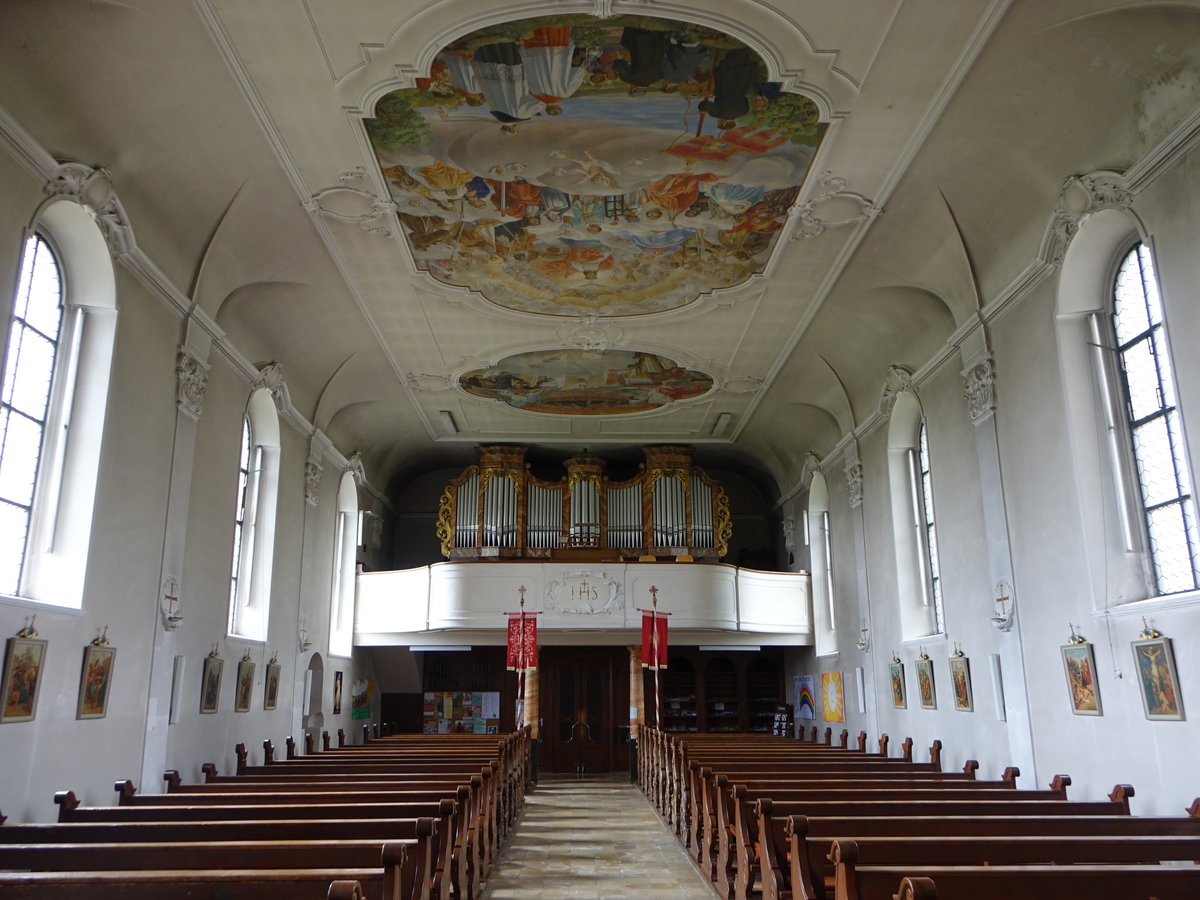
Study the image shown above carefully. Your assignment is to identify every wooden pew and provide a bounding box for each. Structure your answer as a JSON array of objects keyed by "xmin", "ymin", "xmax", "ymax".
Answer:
[
  {"xmin": 55, "ymin": 790, "xmax": 467, "ymax": 900},
  {"xmin": 780, "ymin": 823, "xmax": 1200, "ymax": 900},
  {"xmin": 0, "ymin": 841, "xmax": 411, "ymax": 900},
  {"xmin": 0, "ymin": 836, "xmax": 430, "ymax": 900},
  {"xmin": 832, "ymin": 840, "xmax": 1200, "ymax": 900}
]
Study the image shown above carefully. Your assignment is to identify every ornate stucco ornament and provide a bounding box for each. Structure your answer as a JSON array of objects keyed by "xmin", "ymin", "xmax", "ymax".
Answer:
[
  {"xmin": 304, "ymin": 168, "xmax": 396, "ymax": 236},
  {"xmin": 304, "ymin": 460, "xmax": 322, "ymax": 506},
  {"xmin": 1042, "ymin": 170, "xmax": 1133, "ymax": 265},
  {"xmin": 44, "ymin": 163, "xmax": 133, "ymax": 256},
  {"xmin": 878, "ymin": 365, "xmax": 916, "ymax": 417},
  {"xmin": 555, "ymin": 314, "xmax": 622, "ymax": 354},
  {"xmin": 176, "ymin": 349, "xmax": 210, "ymax": 420},
  {"xmin": 844, "ymin": 461, "xmax": 864, "ymax": 509},
  {"xmin": 545, "ymin": 570, "xmax": 624, "ymax": 615},
  {"xmin": 962, "ymin": 355, "xmax": 996, "ymax": 423},
  {"xmin": 790, "ymin": 173, "xmax": 883, "ymax": 240}
]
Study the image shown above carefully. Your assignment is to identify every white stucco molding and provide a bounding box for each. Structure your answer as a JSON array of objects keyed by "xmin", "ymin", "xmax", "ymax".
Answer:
[
  {"xmin": 962, "ymin": 355, "xmax": 996, "ymax": 425},
  {"xmin": 175, "ymin": 349, "xmax": 210, "ymax": 422}
]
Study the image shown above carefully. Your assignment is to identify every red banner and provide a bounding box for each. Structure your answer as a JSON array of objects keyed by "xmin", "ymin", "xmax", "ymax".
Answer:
[
  {"xmin": 506, "ymin": 614, "xmax": 538, "ymax": 671},
  {"xmin": 641, "ymin": 612, "xmax": 669, "ymax": 670}
]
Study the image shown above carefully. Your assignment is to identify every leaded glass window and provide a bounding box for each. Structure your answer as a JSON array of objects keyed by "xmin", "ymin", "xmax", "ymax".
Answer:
[
  {"xmin": 1112, "ymin": 243, "xmax": 1199, "ymax": 595},
  {"xmin": 0, "ymin": 235, "xmax": 64, "ymax": 595},
  {"xmin": 916, "ymin": 422, "xmax": 944, "ymax": 631}
]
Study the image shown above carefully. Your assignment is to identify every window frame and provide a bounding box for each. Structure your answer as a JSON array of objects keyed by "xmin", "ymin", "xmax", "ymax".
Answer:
[
  {"xmin": 1108, "ymin": 241, "xmax": 1199, "ymax": 596},
  {"xmin": 0, "ymin": 202, "xmax": 117, "ymax": 612},
  {"xmin": 227, "ymin": 388, "xmax": 279, "ymax": 641}
]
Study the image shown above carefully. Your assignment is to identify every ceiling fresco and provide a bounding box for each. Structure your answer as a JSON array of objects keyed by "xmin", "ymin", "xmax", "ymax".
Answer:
[
  {"xmin": 458, "ymin": 349, "xmax": 715, "ymax": 415},
  {"xmin": 367, "ymin": 14, "xmax": 826, "ymax": 318}
]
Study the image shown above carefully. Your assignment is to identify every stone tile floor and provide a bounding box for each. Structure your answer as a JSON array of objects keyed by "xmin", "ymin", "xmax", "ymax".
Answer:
[{"xmin": 481, "ymin": 773, "xmax": 715, "ymax": 899}]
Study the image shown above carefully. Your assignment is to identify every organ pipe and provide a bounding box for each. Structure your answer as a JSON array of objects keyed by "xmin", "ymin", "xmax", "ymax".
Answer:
[{"xmin": 436, "ymin": 445, "xmax": 729, "ymax": 560}]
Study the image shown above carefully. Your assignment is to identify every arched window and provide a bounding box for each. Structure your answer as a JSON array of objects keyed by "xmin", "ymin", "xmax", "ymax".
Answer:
[
  {"xmin": 329, "ymin": 470, "xmax": 359, "ymax": 658},
  {"xmin": 0, "ymin": 235, "xmax": 64, "ymax": 595},
  {"xmin": 1, "ymin": 202, "xmax": 117, "ymax": 609},
  {"xmin": 807, "ymin": 471, "xmax": 837, "ymax": 655},
  {"xmin": 1111, "ymin": 243, "xmax": 1198, "ymax": 595},
  {"xmin": 888, "ymin": 392, "xmax": 944, "ymax": 639},
  {"xmin": 228, "ymin": 388, "xmax": 279, "ymax": 640}
]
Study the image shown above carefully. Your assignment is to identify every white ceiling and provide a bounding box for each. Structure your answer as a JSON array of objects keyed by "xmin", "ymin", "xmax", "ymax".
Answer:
[{"xmin": 4, "ymin": 0, "xmax": 1199, "ymax": 498}]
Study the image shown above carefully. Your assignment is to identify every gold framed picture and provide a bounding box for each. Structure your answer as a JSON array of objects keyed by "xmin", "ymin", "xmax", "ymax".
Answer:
[
  {"xmin": 916, "ymin": 658, "xmax": 936, "ymax": 709},
  {"xmin": 77, "ymin": 645, "xmax": 117, "ymax": 720},
  {"xmin": 949, "ymin": 656, "xmax": 973, "ymax": 712},
  {"xmin": 264, "ymin": 662, "xmax": 281, "ymax": 711},
  {"xmin": 1131, "ymin": 637, "xmax": 1184, "ymax": 721},
  {"xmin": 888, "ymin": 661, "xmax": 906, "ymax": 708},
  {"xmin": 1060, "ymin": 642, "xmax": 1101, "ymax": 716},
  {"xmin": 199, "ymin": 655, "xmax": 223, "ymax": 714},
  {"xmin": 234, "ymin": 658, "xmax": 255, "ymax": 713},
  {"xmin": 1, "ymin": 637, "xmax": 49, "ymax": 723}
]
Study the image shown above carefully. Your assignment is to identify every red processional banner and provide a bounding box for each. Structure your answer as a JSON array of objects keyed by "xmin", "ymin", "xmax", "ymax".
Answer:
[
  {"xmin": 641, "ymin": 612, "xmax": 669, "ymax": 671},
  {"xmin": 506, "ymin": 614, "xmax": 538, "ymax": 671}
]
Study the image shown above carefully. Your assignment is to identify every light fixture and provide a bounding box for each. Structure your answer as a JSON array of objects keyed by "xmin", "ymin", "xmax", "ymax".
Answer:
[
  {"xmin": 856, "ymin": 621, "xmax": 870, "ymax": 652},
  {"xmin": 438, "ymin": 410, "xmax": 457, "ymax": 436},
  {"xmin": 698, "ymin": 645, "xmax": 760, "ymax": 652},
  {"xmin": 298, "ymin": 616, "xmax": 312, "ymax": 652},
  {"xmin": 712, "ymin": 413, "xmax": 732, "ymax": 436},
  {"xmin": 409, "ymin": 645, "xmax": 472, "ymax": 652}
]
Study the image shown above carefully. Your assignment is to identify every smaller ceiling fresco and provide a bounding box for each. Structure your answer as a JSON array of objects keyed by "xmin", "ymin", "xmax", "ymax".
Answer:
[
  {"xmin": 459, "ymin": 349, "xmax": 715, "ymax": 415},
  {"xmin": 368, "ymin": 14, "xmax": 826, "ymax": 318}
]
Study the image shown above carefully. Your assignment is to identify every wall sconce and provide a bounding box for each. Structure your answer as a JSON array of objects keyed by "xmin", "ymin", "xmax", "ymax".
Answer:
[
  {"xmin": 160, "ymin": 577, "xmax": 183, "ymax": 631},
  {"xmin": 856, "ymin": 621, "xmax": 870, "ymax": 652},
  {"xmin": 990, "ymin": 578, "xmax": 1014, "ymax": 632},
  {"xmin": 298, "ymin": 616, "xmax": 313, "ymax": 653}
]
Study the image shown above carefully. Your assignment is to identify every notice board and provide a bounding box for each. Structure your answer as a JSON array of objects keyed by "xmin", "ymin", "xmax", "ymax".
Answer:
[{"xmin": 423, "ymin": 691, "xmax": 501, "ymax": 734}]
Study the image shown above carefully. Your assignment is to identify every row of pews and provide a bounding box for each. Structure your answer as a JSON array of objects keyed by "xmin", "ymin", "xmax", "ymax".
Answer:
[
  {"xmin": 639, "ymin": 725, "xmax": 1200, "ymax": 900},
  {"xmin": 0, "ymin": 726, "xmax": 532, "ymax": 900}
]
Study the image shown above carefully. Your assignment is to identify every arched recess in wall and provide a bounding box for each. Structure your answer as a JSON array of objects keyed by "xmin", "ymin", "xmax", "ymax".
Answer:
[
  {"xmin": 17, "ymin": 197, "xmax": 118, "ymax": 609},
  {"xmin": 1055, "ymin": 204, "xmax": 1157, "ymax": 607},
  {"xmin": 887, "ymin": 390, "xmax": 939, "ymax": 640},
  {"xmin": 807, "ymin": 469, "xmax": 836, "ymax": 655},
  {"xmin": 304, "ymin": 652, "xmax": 325, "ymax": 740}
]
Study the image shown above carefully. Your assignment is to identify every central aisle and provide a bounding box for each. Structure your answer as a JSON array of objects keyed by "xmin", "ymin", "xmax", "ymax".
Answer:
[{"xmin": 482, "ymin": 773, "xmax": 715, "ymax": 899}]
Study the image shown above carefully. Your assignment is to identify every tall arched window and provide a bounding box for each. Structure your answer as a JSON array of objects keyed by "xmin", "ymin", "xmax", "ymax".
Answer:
[
  {"xmin": 0, "ymin": 235, "xmax": 64, "ymax": 595},
  {"xmin": 329, "ymin": 470, "xmax": 359, "ymax": 658},
  {"xmin": 1, "ymin": 202, "xmax": 117, "ymax": 609},
  {"xmin": 888, "ymin": 392, "xmax": 944, "ymax": 639},
  {"xmin": 1111, "ymin": 243, "xmax": 1198, "ymax": 595},
  {"xmin": 228, "ymin": 388, "xmax": 280, "ymax": 640}
]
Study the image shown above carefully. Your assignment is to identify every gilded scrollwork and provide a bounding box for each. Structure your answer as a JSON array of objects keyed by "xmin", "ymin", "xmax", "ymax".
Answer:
[
  {"xmin": 435, "ymin": 486, "xmax": 455, "ymax": 558},
  {"xmin": 714, "ymin": 488, "xmax": 733, "ymax": 558}
]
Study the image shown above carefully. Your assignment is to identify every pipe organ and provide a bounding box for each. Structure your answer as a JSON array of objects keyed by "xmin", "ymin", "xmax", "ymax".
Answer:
[{"xmin": 437, "ymin": 446, "xmax": 731, "ymax": 561}]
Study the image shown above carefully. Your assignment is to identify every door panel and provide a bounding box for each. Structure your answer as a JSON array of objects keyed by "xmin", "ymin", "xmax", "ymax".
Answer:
[{"xmin": 543, "ymin": 648, "xmax": 627, "ymax": 773}]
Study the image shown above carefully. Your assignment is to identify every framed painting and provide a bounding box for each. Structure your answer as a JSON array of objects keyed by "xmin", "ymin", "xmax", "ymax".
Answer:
[
  {"xmin": 1, "ymin": 637, "xmax": 49, "ymax": 723},
  {"xmin": 1131, "ymin": 637, "xmax": 1184, "ymax": 721},
  {"xmin": 1060, "ymin": 642, "xmax": 1102, "ymax": 715},
  {"xmin": 264, "ymin": 662, "xmax": 281, "ymax": 711},
  {"xmin": 77, "ymin": 645, "xmax": 117, "ymax": 720},
  {"xmin": 916, "ymin": 658, "xmax": 936, "ymax": 709},
  {"xmin": 888, "ymin": 661, "xmax": 906, "ymax": 708},
  {"xmin": 234, "ymin": 658, "xmax": 255, "ymax": 713},
  {"xmin": 820, "ymin": 671, "xmax": 845, "ymax": 723},
  {"xmin": 333, "ymin": 671, "xmax": 343, "ymax": 715},
  {"xmin": 949, "ymin": 656, "xmax": 974, "ymax": 712},
  {"xmin": 199, "ymin": 656, "xmax": 223, "ymax": 714}
]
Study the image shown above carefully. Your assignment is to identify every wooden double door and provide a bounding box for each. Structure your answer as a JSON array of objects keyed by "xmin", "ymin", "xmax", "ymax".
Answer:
[{"xmin": 540, "ymin": 647, "xmax": 630, "ymax": 774}]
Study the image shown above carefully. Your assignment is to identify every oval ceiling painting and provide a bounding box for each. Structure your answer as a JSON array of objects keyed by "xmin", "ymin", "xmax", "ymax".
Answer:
[
  {"xmin": 459, "ymin": 349, "xmax": 715, "ymax": 415},
  {"xmin": 368, "ymin": 14, "xmax": 826, "ymax": 317}
]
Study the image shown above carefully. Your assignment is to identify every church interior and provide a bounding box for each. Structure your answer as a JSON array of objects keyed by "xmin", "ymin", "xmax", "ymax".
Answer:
[{"xmin": 2, "ymin": 0, "xmax": 1200, "ymax": 856}]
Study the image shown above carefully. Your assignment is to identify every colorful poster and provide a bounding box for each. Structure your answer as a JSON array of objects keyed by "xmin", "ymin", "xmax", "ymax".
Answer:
[
  {"xmin": 793, "ymin": 674, "xmax": 816, "ymax": 720},
  {"xmin": 351, "ymin": 677, "xmax": 372, "ymax": 720},
  {"xmin": 820, "ymin": 671, "xmax": 845, "ymax": 723}
]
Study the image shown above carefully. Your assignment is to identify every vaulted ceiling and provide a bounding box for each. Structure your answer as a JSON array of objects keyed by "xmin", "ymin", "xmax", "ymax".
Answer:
[{"xmin": 4, "ymin": 0, "xmax": 1199, "ymax": 501}]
